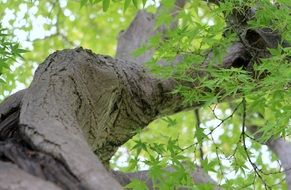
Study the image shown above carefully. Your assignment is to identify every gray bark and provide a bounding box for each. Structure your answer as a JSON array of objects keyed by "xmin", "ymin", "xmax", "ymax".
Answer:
[
  {"xmin": 116, "ymin": 0, "xmax": 186, "ymax": 65},
  {"xmin": 0, "ymin": 48, "xmax": 210, "ymax": 190},
  {"xmin": 0, "ymin": 161, "xmax": 61, "ymax": 190},
  {"xmin": 267, "ymin": 139, "xmax": 291, "ymax": 188},
  {"xmin": 18, "ymin": 49, "xmax": 166, "ymax": 190},
  {"xmin": 0, "ymin": 1, "xmax": 289, "ymax": 190}
]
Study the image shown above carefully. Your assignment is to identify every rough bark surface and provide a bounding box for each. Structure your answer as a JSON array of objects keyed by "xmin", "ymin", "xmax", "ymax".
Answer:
[
  {"xmin": 0, "ymin": 46, "xmax": 199, "ymax": 189},
  {"xmin": 0, "ymin": 161, "xmax": 61, "ymax": 190},
  {"xmin": 0, "ymin": 0, "xmax": 290, "ymax": 189},
  {"xmin": 18, "ymin": 48, "xmax": 178, "ymax": 189},
  {"xmin": 0, "ymin": 48, "xmax": 212, "ymax": 189}
]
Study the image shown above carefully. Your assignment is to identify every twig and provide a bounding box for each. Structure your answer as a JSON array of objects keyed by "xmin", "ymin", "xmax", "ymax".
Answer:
[
  {"xmin": 207, "ymin": 100, "xmax": 243, "ymax": 136},
  {"xmin": 241, "ymin": 97, "xmax": 270, "ymax": 190},
  {"xmin": 194, "ymin": 109, "xmax": 204, "ymax": 161}
]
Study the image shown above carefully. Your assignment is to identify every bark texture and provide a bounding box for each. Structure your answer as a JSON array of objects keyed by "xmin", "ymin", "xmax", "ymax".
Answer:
[
  {"xmin": 0, "ymin": 48, "xmax": 213, "ymax": 189},
  {"xmin": 0, "ymin": 0, "xmax": 289, "ymax": 189},
  {"xmin": 18, "ymin": 48, "xmax": 185, "ymax": 189}
]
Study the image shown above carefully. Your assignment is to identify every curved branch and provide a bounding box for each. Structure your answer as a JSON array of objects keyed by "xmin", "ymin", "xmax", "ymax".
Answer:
[
  {"xmin": 112, "ymin": 166, "xmax": 219, "ymax": 190},
  {"xmin": 267, "ymin": 139, "xmax": 291, "ymax": 187}
]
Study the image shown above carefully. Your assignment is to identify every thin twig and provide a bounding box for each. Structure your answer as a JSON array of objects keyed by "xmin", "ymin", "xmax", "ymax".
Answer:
[
  {"xmin": 194, "ymin": 109, "xmax": 204, "ymax": 161},
  {"xmin": 241, "ymin": 97, "xmax": 270, "ymax": 190}
]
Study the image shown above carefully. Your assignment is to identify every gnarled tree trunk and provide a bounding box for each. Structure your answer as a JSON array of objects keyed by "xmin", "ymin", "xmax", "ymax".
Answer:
[
  {"xmin": 0, "ymin": 48, "xmax": 215, "ymax": 190},
  {"xmin": 0, "ymin": 1, "xmax": 290, "ymax": 189}
]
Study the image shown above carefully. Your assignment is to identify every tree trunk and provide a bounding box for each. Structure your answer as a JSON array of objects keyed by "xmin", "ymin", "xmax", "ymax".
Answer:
[
  {"xmin": 0, "ymin": 1, "xmax": 290, "ymax": 189},
  {"xmin": 0, "ymin": 47, "xmax": 216, "ymax": 189}
]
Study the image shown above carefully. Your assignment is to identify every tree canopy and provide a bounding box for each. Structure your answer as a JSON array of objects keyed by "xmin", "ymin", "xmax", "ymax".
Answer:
[{"xmin": 0, "ymin": 0, "xmax": 290, "ymax": 189}]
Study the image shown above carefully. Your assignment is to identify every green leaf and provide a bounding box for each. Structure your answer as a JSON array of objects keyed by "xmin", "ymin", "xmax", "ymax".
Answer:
[
  {"xmin": 124, "ymin": 0, "xmax": 131, "ymax": 12},
  {"xmin": 102, "ymin": 0, "xmax": 110, "ymax": 11},
  {"xmin": 80, "ymin": 0, "xmax": 88, "ymax": 7},
  {"xmin": 132, "ymin": 0, "xmax": 139, "ymax": 8},
  {"xmin": 201, "ymin": 158, "xmax": 217, "ymax": 172},
  {"xmin": 125, "ymin": 179, "xmax": 148, "ymax": 190},
  {"xmin": 142, "ymin": 0, "xmax": 146, "ymax": 7},
  {"xmin": 132, "ymin": 139, "xmax": 148, "ymax": 155},
  {"xmin": 162, "ymin": 117, "xmax": 177, "ymax": 127}
]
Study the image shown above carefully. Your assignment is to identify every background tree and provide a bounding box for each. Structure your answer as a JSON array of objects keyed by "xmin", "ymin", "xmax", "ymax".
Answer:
[{"xmin": 0, "ymin": 0, "xmax": 290, "ymax": 189}]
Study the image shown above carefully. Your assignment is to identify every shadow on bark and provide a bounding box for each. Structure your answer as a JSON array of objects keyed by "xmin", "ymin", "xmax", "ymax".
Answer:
[{"xmin": 0, "ymin": 100, "xmax": 85, "ymax": 190}]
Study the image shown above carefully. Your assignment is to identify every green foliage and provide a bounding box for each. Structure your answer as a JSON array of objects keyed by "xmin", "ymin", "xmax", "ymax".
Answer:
[
  {"xmin": 1, "ymin": 0, "xmax": 290, "ymax": 189},
  {"xmin": 0, "ymin": 25, "xmax": 27, "ymax": 77},
  {"xmin": 0, "ymin": 0, "xmax": 136, "ymax": 98},
  {"xmin": 125, "ymin": 179, "xmax": 148, "ymax": 190},
  {"xmin": 112, "ymin": 0, "xmax": 290, "ymax": 189},
  {"xmin": 80, "ymin": 0, "xmax": 148, "ymax": 12}
]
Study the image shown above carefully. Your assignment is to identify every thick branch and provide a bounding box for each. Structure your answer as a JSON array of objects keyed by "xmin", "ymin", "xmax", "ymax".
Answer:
[
  {"xmin": 248, "ymin": 124, "xmax": 291, "ymax": 188},
  {"xmin": 11, "ymin": 48, "xmax": 194, "ymax": 189},
  {"xmin": 112, "ymin": 166, "xmax": 219, "ymax": 190},
  {"xmin": 267, "ymin": 139, "xmax": 291, "ymax": 187},
  {"xmin": 116, "ymin": 0, "xmax": 186, "ymax": 64},
  {"xmin": 0, "ymin": 1, "xmax": 288, "ymax": 189},
  {"xmin": 0, "ymin": 47, "xmax": 221, "ymax": 189}
]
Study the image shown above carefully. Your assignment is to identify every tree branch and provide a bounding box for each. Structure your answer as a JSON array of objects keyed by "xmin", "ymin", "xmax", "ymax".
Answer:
[
  {"xmin": 116, "ymin": 0, "xmax": 186, "ymax": 64},
  {"xmin": 267, "ymin": 138, "xmax": 291, "ymax": 187},
  {"xmin": 112, "ymin": 165, "xmax": 219, "ymax": 190}
]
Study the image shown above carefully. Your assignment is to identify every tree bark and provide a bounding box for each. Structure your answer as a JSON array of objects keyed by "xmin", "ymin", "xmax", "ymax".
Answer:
[
  {"xmin": 0, "ymin": 1, "xmax": 289, "ymax": 190},
  {"xmin": 0, "ymin": 47, "xmax": 215, "ymax": 189}
]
